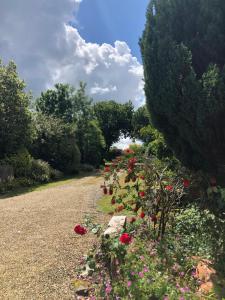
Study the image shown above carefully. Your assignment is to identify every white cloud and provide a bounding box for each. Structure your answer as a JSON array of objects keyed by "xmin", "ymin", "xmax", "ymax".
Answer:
[
  {"xmin": 0, "ymin": 0, "xmax": 144, "ymax": 107},
  {"xmin": 113, "ymin": 136, "xmax": 143, "ymax": 150}
]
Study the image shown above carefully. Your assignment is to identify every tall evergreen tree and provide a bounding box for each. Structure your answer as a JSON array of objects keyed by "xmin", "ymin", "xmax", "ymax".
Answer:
[{"xmin": 141, "ymin": 0, "xmax": 225, "ymax": 180}]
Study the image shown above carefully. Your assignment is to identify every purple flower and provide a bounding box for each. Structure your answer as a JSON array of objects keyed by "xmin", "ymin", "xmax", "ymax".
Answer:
[
  {"xmin": 180, "ymin": 288, "xmax": 186, "ymax": 294},
  {"xmin": 127, "ymin": 281, "xmax": 132, "ymax": 287},
  {"xmin": 138, "ymin": 271, "xmax": 144, "ymax": 278}
]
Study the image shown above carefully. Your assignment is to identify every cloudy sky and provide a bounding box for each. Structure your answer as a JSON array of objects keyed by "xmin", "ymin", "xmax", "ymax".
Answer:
[{"xmin": 0, "ymin": 0, "xmax": 148, "ymax": 109}]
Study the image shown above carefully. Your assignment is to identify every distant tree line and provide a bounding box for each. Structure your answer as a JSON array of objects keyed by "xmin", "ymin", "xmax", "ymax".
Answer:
[{"xmin": 0, "ymin": 60, "xmax": 160, "ymax": 191}]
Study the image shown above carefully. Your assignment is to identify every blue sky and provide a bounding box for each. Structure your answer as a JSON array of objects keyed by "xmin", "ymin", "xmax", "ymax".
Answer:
[{"xmin": 76, "ymin": 0, "xmax": 149, "ymax": 62}]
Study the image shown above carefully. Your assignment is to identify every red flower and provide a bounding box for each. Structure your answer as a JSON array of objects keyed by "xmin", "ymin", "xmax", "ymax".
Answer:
[
  {"xmin": 140, "ymin": 175, "xmax": 145, "ymax": 180},
  {"xmin": 104, "ymin": 166, "xmax": 110, "ymax": 172},
  {"xmin": 165, "ymin": 185, "xmax": 173, "ymax": 191},
  {"xmin": 109, "ymin": 187, "xmax": 113, "ymax": 195},
  {"xmin": 140, "ymin": 211, "xmax": 145, "ymax": 219},
  {"xmin": 183, "ymin": 179, "xmax": 190, "ymax": 188},
  {"xmin": 103, "ymin": 187, "xmax": 108, "ymax": 194},
  {"xmin": 111, "ymin": 197, "xmax": 116, "ymax": 205},
  {"xmin": 124, "ymin": 148, "xmax": 134, "ymax": 155},
  {"xmin": 132, "ymin": 176, "xmax": 137, "ymax": 182},
  {"xmin": 119, "ymin": 233, "xmax": 132, "ymax": 244},
  {"xmin": 74, "ymin": 225, "xmax": 87, "ymax": 235},
  {"xmin": 116, "ymin": 205, "xmax": 124, "ymax": 212},
  {"xmin": 139, "ymin": 191, "xmax": 145, "ymax": 198},
  {"xmin": 150, "ymin": 214, "xmax": 157, "ymax": 223},
  {"xmin": 130, "ymin": 217, "xmax": 136, "ymax": 223}
]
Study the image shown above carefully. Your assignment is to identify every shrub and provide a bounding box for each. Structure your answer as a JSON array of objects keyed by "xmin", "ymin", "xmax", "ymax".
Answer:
[
  {"xmin": 31, "ymin": 114, "xmax": 81, "ymax": 174},
  {"xmin": 30, "ymin": 159, "xmax": 51, "ymax": 183},
  {"xmin": 4, "ymin": 148, "xmax": 32, "ymax": 177},
  {"xmin": 79, "ymin": 164, "xmax": 95, "ymax": 173}
]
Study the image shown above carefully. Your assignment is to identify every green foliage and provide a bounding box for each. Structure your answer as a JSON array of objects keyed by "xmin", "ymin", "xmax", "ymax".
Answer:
[
  {"xmin": 30, "ymin": 159, "xmax": 52, "ymax": 183},
  {"xmin": 36, "ymin": 82, "xmax": 93, "ymax": 124},
  {"xmin": 82, "ymin": 120, "xmax": 105, "ymax": 166},
  {"xmin": 132, "ymin": 105, "xmax": 151, "ymax": 140},
  {"xmin": 79, "ymin": 164, "xmax": 95, "ymax": 173},
  {"xmin": 0, "ymin": 61, "xmax": 32, "ymax": 158},
  {"xmin": 4, "ymin": 148, "xmax": 32, "ymax": 177},
  {"xmin": 94, "ymin": 100, "xmax": 134, "ymax": 150},
  {"xmin": 31, "ymin": 113, "xmax": 80, "ymax": 174},
  {"xmin": 141, "ymin": 0, "xmax": 225, "ymax": 179}
]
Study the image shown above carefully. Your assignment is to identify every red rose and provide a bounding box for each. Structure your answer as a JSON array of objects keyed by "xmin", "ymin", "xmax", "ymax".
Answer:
[
  {"xmin": 139, "ymin": 191, "xmax": 145, "ymax": 198},
  {"xmin": 119, "ymin": 233, "xmax": 132, "ymax": 244},
  {"xmin": 130, "ymin": 217, "xmax": 136, "ymax": 223},
  {"xmin": 103, "ymin": 187, "xmax": 108, "ymax": 194},
  {"xmin": 104, "ymin": 166, "xmax": 110, "ymax": 172},
  {"xmin": 165, "ymin": 185, "xmax": 173, "ymax": 191},
  {"xmin": 150, "ymin": 214, "xmax": 157, "ymax": 223},
  {"xmin": 74, "ymin": 225, "xmax": 87, "ymax": 235},
  {"xmin": 116, "ymin": 205, "xmax": 124, "ymax": 212},
  {"xmin": 132, "ymin": 176, "xmax": 137, "ymax": 182},
  {"xmin": 111, "ymin": 197, "xmax": 116, "ymax": 205},
  {"xmin": 140, "ymin": 211, "xmax": 145, "ymax": 219},
  {"xmin": 109, "ymin": 187, "xmax": 113, "ymax": 195},
  {"xmin": 128, "ymin": 168, "xmax": 133, "ymax": 174},
  {"xmin": 140, "ymin": 175, "xmax": 145, "ymax": 180},
  {"xmin": 183, "ymin": 179, "xmax": 190, "ymax": 188},
  {"xmin": 133, "ymin": 206, "xmax": 139, "ymax": 212},
  {"xmin": 124, "ymin": 149, "xmax": 134, "ymax": 155}
]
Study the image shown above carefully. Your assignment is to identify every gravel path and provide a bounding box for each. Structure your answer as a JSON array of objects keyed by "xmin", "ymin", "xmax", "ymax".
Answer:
[{"xmin": 0, "ymin": 175, "xmax": 108, "ymax": 300}]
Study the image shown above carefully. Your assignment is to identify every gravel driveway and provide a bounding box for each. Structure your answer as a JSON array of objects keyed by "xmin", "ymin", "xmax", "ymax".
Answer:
[{"xmin": 0, "ymin": 175, "xmax": 108, "ymax": 300}]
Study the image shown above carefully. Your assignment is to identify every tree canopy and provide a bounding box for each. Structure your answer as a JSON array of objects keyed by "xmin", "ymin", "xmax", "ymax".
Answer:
[
  {"xmin": 141, "ymin": 0, "xmax": 225, "ymax": 179},
  {"xmin": 94, "ymin": 100, "xmax": 134, "ymax": 151},
  {"xmin": 0, "ymin": 61, "xmax": 32, "ymax": 159}
]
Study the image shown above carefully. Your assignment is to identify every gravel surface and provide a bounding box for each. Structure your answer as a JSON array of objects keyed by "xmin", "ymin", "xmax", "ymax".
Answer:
[{"xmin": 0, "ymin": 175, "xmax": 108, "ymax": 300}]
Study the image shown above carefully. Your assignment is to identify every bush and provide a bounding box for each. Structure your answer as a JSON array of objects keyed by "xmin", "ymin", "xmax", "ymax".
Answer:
[
  {"xmin": 31, "ymin": 114, "xmax": 81, "ymax": 174},
  {"xmin": 79, "ymin": 164, "xmax": 95, "ymax": 173},
  {"xmin": 30, "ymin": 159, "xmax": 51, "ymax": 183},
  {"xmin": 0, "ymin": 177, "xmax": 34, "ymax": 194},
  {"xmin": 4, "ymin": 148, "xmax": 32, "ymax": 177}
]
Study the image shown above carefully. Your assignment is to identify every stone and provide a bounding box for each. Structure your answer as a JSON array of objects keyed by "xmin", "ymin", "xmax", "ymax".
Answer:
[
  {"xmin": 72, "ymin": 279, "xmax": 90, "ymax": 297},
  {"xmin": 104, "ymin": 216, "xmax": 127, "ymax": 236}
]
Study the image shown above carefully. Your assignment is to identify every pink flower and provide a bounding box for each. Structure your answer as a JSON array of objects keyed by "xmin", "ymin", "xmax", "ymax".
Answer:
[
  {"xmin": 140, "ymin": 255, "xmax": 145, "ymax": 261},
  {"xmin": 179, "ymin": 298, "xmax": 185, "ymax": 300},
  {"xmin": 138, "ymin": 271, "xmax": 144, "ymax": 278},
  {"xmin": 143, "ymin": 267, "xmax": 149, "ymax": 273},
  {"xmin": 131, "ymin": 271, "xmax": 135, "ymax": 276},
  {"xmin": 105, "ymin": 283, "xmax": 112, "ymax": 294},
  {"xmin": 127, "ymin": 281, "xmax": 132, "ymax": 287},
  {"xmin": 163, "ymin": 297, "xmax": 169, "ymax": 300},
  {"xmin": 179, "ymin": 271, "xmax": 185, "ymax": 277}
]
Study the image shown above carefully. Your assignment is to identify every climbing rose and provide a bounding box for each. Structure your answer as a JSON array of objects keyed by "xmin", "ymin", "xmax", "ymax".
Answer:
[
  {"xmin": 119, "ymin": 233, "xmax": 132, "ymax": 244},
  {"xmin": 140, "ymin": 212, "xmax": 145, "ymax": 219},
  {"xmin": 183, "ymin": 179, "xmax": 190, "ymax": 188},
  {"xmin": 124, "ymin": 148, "xmax": 134, "ymax": 155},
  {"xmin": 116, "ymin": 205, "xmax": 124, "ymax": 212},
  {"xmin": 139, "ymin": 191, "xmax": 145, "ymax": 197},
  {"xmin": 165, "ymin": 185, "xmax": 173, "ymax": 191},
  {"xmin": 111, "ymin": 197, "xmax": 116, "ymax": 205},
  {"xmin": 151, "ymin": 214, "xmax": 157, "ymax": 223},
  {"xmin": 130, "ymin": 217, "xmax": 136, "ymax": 223},
  {"xmin": 104, "ymin": 166, "xmax": 110, "ymax": 172},
  {"xmin": 74, "ymin": 225, "xmax": 87, "ymax": 235}
]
